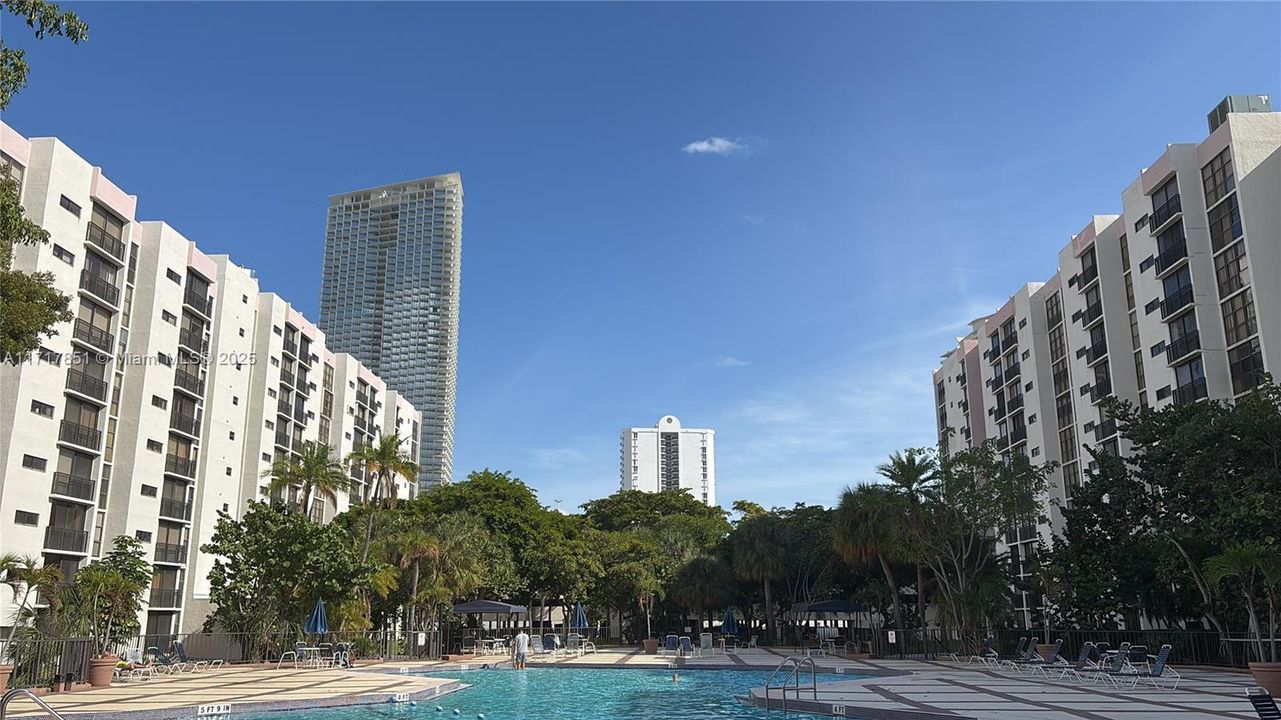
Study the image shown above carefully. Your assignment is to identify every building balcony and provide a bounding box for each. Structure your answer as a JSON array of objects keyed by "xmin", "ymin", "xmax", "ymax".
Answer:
[
  {"xmin": 85, "ymin": 222, "xmax": 126, "ymax": 262},
  {"xmin": 1004, "ymin": 362, "xmax": 1021, "ymax": 383},
  {"xmin": 1161, "ymin": 285, "xmax": 1195, "ymax": 319},
  {"xmin": 159, "ymin": 498, "xmax": 193, "ymax": 522},
  {"xmin": 1089, "ymin": 379, "xmax": 1113, "ymax": 404},
  {"xmin": 65, "ymin": 368, "xmax": 109, "ymax": 402},
  {"xmin": 50, "ymin": 471, "xmax": 96, "ymax": 502},
  {"xmin": 44, "ymin": 526, "xmax": 89, "ymax": 554},
  {"xmin": 183, "ymin": 286, "xmax": 213, "ymax": 317},
  {"xmin": 1082, "ymin": 302, "xmax": 1103, "ymax": 327},
  {"xmin": 72, "ymin": 319, "xmax": 114, "ymax": 353},
  {"xmin": 1166, "ymin": 331, "xmax": 1201, "ymax": 364},
  {"xmin": 59, "ymin": 419, "xmax": 102, "ymax": 450},
  {"xmin": 170, "ymin": 411, "xmax": 201, "ymax": 437},
  {"xmin": 174, "ymin": 369, "xmax": 204, "ymax": 397},
  {"xmin": 1001, "ymin": 335, "xmax": 1018, "ymax": 354},
  {"xmin": 1079, "ymin": 264, "xmax": 1099, "ymax": 288},
  {"xmin": 79, "ymin": 270, "xmax": 120, "ymax": 306},
  {"xmin": 1150, "ymin": 196, "xmax": 1182, "ymax": 232},
  {"xmin": 996, "ymin": 435, "xmax": 1011, "ymax": 451},
  {"xmin": 154, "ymin": 543, "xmax": 188, "ymax": 565},
  {"xmin": 277, "ymin": 397, "xmax": 292, "ymax": 416},
  {"xmin": 149, "ymin": 587, "xmax": 183, "ymax": 608},
  {"xmin": 280, "ymin": 368, "xmax": 295, "ymax": 388},
  {"xmin": 1085, "ymin": 341, "xmax": 1108, "ymax": 365},
  {"xmin": 1154, "ymin": 239, "xmax": 1189, "ymax": 277},
  {"xmin": 1173, "ymin": 377, "xmax": 1208, "ymax": 406},
  {"xmin": 178, "ymin": 328, "xmax": 206, "ymax": 354},
  {"xmin": 165, "ymin": 453, "xmax": 197, "ymax": 478},
  {"xmin": 1006, "ymin": 394, "xmax": 1024, "ymax": 413},
  {"xmin": 283, "ymin": 338, "xmax": 298, "ymax": 357},
  {"xmin": 274, "ymin": 430, "xmax": 291, "ymax": 450},
  {"xmin": 1094, "ymin": 418, "xmax": 1118, "ymax": 442},
  {"xmin": 1010, "ymin": 426, "xmax": 1028, "ymax": 443}
]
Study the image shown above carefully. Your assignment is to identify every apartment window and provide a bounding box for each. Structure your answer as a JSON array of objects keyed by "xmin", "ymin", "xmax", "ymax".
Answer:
[
  {"xmin": 273, "ymin": 326, "xmax": 283, "ymax": 336},
  {"xmin": 135, "ymin": 530, "xmax": 152, "ymax": 542},
  {"xmin": 242, "ymin": 294, "xmax": 248, "ymax": 304},
  {"xmin": 1222, "ymin": 291, "xmax": 1258, "ymax": 346},
  {"xmin": 1150, "ymin": 175, "xmax": 1181, "ymax": 228},
  {"xmin": 265, "ymin": 419, "xmax": 274, "ymax": 430},
  {"xmin": 233, "ymin": 396, "xmax": 239, "ymax": 405},
  {"xmin": 166, "ymin": 268, "xmax": 182, "ymax": 284},
  {"xmin": 238, "ymin": 328, "xmax": 245, "ymax": 337},
  {"xmin": 30, "ymin": 399, "xmax": 54, "ymax": 417},
  {"xmin": 146, "ymin": 440, "xmax": 164, "ymax": 454},
  {"xmin": 22, "ymin": 454, "xmax": 47, "ymax": 471},
  {"xmin": 59, "ymin": 195, "xmax": 81, "ymax": 216},
  {"xmin": 1229, "ymin": 339, "xmax": 1266, "ymax": 394},
  {"xmin": 1174, "ymin": 357, "xmax": 1206, "ymax": 396},
  {"xmin": 1201, "ymin": 147, "xmax": 1235, "ymax": 206},
  {"xmin": 1214, "ymin": 241, "xmax": 1249, "ymax": 298},
  {"xmin": 52, "ymin": 244, "xmax": 75, "ymax": 265},
  {"xmin": 15, "ymin": 510, "xmax": 38, "ymax": 526},
  {"xmin": 262, "ymin": 453, "xmax": 271, "ymax": 462},
  {"xmin": 1119, "ymin": 235, "xmax": 1131, "ymax": 272},
  {"xmin": 151, "ymin": 395, "xmax": 168, "ymax": 410},
  {"xmin": 267, "ymin": 389, "xmax": 277, "ymax": 398},
  {"xmin": 157, "ymin": 353, "xmax": 173, "ymax": 367},
  {"xmin": 141, "ymin": 484, "xmax": 158, "ymax": 497},
  {"xmin": 162, "ymin": 310, "xmax": 177, "ymax": 325},
  {"xmin": 1207, "ymin": 195, "xmax": 1242, "ymax": 253},
  {"xmin": 225, "ymin": 466, "xmax": 233, "ymax": 476},
  {"xmin": 1163, "ymin": 266, "xmax": 1193, "ymax": 301},
  {"xmin": 229, "ymin": 431, "xmax": 236, "ymax": 440}
]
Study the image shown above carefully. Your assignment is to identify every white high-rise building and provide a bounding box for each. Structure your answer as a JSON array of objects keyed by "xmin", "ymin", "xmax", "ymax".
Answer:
[
  {"xmin": 319, "ymin": 176, "xmax": 462, "ymax": 489},
  {"xmin": 620, "ymin": 416, "xmax": 716, "ymax": 506},
  {"xmin": 0, "ymin": 122, "xmax": 421, "ymax": 638}
]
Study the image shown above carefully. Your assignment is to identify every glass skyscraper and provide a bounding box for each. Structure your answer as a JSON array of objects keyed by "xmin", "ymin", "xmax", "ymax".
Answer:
[{"xmin": 319, "ymin": 174, "xmax": 462, "ymax": 488}]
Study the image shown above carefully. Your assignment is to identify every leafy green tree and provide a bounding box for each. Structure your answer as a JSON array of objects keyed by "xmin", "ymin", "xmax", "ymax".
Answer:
[
  {"xmin": 263, "ymin": 441, "xmax": 350, "ymax": 519},
  {"xmin": 56, "ymin": 537, "xmax": 151, "ymax": 657},
  {"xmin": 0, "ymin": 553, "xmax": 62, "ymax": 641},
  {"xmin": 582, "ymin": 489, "xmax": 727, "ymax": 532},
  {"xmin": 0, "ymin": 0, "xmax": 85, "ymax": 359},
  {"xmin": 772, "ymin": 504, "xmax": 840, "ymax": 640},
  {"xmin": 729, "ymin": 513, "xmax": 788, "ymax": 642},
  {"xmin": 833, "ymin": 484, "xmax": 907, "ymax": 633},
  {"xmin": 877, "ymin": 448, "xmax": 939, "ymax": 627},
  {"xmin": 349, "ymin": 433, "xmax": 418, "ymax": 559},
  {"xmin": 670, "ymin": 555, "xmax": 733, "ymax": 634},
  {"xmin": 1204, "ymin": 542, "xmax": 1280, "ymax": 662},
  {"xmin": 732, "ymin": 499, "xmax": 767, "ymax": 519}
]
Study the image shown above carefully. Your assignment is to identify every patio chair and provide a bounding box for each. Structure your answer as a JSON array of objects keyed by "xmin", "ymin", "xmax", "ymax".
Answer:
[
  {"xmin": 567, "ymin": 634, "xmax": 583, "ymax": 657},
  {"xmin": 700, "ymin": 633, "xmax": 714, "ymax": 655},
  {"xmin": 1010, "ymin": 639, "xmax": 1061, "ymax": 675},
  {"xmin": 530, "ymin": 635, "xmax": 545, "ymax": 655},
  {"xmin": 678, "ymin": 636, "xmax": 695, "ymax": 658},
  {"xmin": 543, "ymin": 633, "xmax": 561, "ymax": 657},
  {"xmin": 747, "ymin": 635, "xmax": 758, "ymax": 649},
  {"xmin": 115, "ymin": 648, "xmax": 155, "ymax": 682},
  {"xmin": 996, "ymin": 636, "xmax": 1031, "ymax": 670},
  {"xmin": 461, "ymin": 637, "xmax": 480, "ymax": 655},
  {"xmin": 662, "ymin": 634, "xmax": 679, "ymax": 656},
  {"xmin": 1102, "ymin": 644, "xmax": 1180, "ymax": 690},
  {"xmin": 949, "ymin": 635, "xmax": 996, "ymax": 665},
  {"xmin": 1248, "ymin": 687, "xmax": 1281, "ymax": 720},
  {"xmin": 1053, "ymin": 642, "xmax": 1095, "ymax": 681},
  {"xmin": 174, "ymin": 640, "xmax": 223, "ymax": 671},
  {"xmin": 147, "ymin": 646, "xmax": 190, "ymax": 673},
  {"xmin": 1080, "ymin": 642, "xmax": 1130, "ymax": 684}
]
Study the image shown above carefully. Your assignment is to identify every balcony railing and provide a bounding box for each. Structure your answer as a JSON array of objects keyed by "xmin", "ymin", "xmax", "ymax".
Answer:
[
  {"xmin": 51, "ymin": 471, "xmax": 95, "ymax": 501},
  {"xmin": 1166, "ymin": 331, "xmax": 1201, "ymax": 364},
  {"xmin": 1001, "ymin": 335, "xmax": 1018, "ymax": 354},
  {"xmin": 1079, "ymin": 264, "xmax": 1099, "ymax": 287},
  {"xmin": 283, "ymin": 338, "xmax": 298, "ymax": 357},
  {"xmin": 59, "ymin": 419, "xmax": 101, "ymax": 449},
  {"xmin": 72, "ymin": 319, "xmax": 114, "ymax": 352},
  {"xmin": 79, "ymin": 270, "xmax": 120, "ymax": 306},
  {"xmin": 1004, "ymin": 362, "xmax": 1021, "ymax": 382},
  {"xmin": 1161, "ymin": 285, "xmax": 1195, "ymax": 319},
  {"xmin": 274, "ymin": 430, "xmax": 291, "ymax": 449},
  {"xmin": 159, "ymin": 498, "xmax": 193, "ymax": 521},
  {"xmin": 280, "ymin": 368, "xmax": 295, "ymax": 388},
  {"xmin": 44, "ymin": 526, "xmax": 89, "ymax": 553},
  {"xmin": 277, "ymin": 397, "xmax": 292, "ymax": 416},
  {"xmin": 1082, "ymin": 302, "xmax": 1103, "ymax": 326},
  {"xmin": 1173, "ymin": 377, "xmax": 1209, "ymax": 406},
  {"xmin": 183, "ymin": 286, "xmax": 213, "ymax": 316},
  {"xmin": 154, "ymin": 543, "xmax": 188, "ymax": 565},
  {"xmin": 178, "ymin": 327, "xmax": 206, "ymax": 353},
  {"xmin": 1090, "ymin": 379, "xmax": 1113, "ymax": 404},
  {"xmin": 174, "ymin": 369, "xmax": 204, "ymax": 396},
  {"xmin": 1094, "ymin": 418, "xmax": 1118, "ymax": 442},
  {"xmin": 1085, "ymin": 341, "xmax": 1108, "ymax": 365},
  {"xmin": 149, "ymin": 587, "xmax": 183, "ymax": 607},
  {"xmin": 65, "ymin": 368, "xmax": 108, "ymax": 401},
  {"xmin": 85, "ymin": 222, "xmax": 126, "ymax": 261},
  {"xmin": 997, "ymin": 435, "xmax": 1011, "ymax": 450},
  {"xmin": 1154, "ymin": 239, "xmax": 1189, "ymax": 276},
  {"xmin": 1011, "ymin": 426, "xmax": 1028, "ymax": 443},
  {"xmin": 165, "ymin": 453, "xmax": 197, "ymax": 478},
  {"xmin": 1150, "ymin": 194, "xmax": 1182, "ymax": 231},
  {"xmin": 1007, "ymin": 394, "xmax": 1024, "ymax": 413},
  {"xmin": 170, "ymin": 411, "xmax": 200, "ymax": 437}
]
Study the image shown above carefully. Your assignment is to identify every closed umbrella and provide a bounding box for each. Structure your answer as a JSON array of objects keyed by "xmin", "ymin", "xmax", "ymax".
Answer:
[
  {"xmin": 305, "ymin": 598, "xmax": 329, "ymax": 636},
  {"xmin": 571, "ymin": 602, "xmax": 589, "ymax": 633},
  {"xmin": 722, "ymin": 608, "xmax": 738, "ymax": 637}
]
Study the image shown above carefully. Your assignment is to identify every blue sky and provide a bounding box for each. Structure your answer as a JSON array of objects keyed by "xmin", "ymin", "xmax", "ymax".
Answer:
[{"xmin": 7, "ymin": 2, "xmax": 1279, "ymax": 511}]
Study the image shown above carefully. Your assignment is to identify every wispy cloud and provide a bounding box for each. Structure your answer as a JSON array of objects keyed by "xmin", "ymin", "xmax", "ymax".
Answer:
[
  {"xmin": 713, "ymin": 356, "xmax": 751, "ymax": 368},
  {"xmin": 681, "ymin": 136, "xmax": 755, "ymax": 156},
  {"xmin": 741, "ymin": 214, "xmax": 764, "ymax": 225}
]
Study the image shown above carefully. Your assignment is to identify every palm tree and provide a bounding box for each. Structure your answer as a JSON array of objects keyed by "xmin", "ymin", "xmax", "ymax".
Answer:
[
  {"xmin": 731, "ymin": 514, "xmax": 788, "ymax": 643},
  {"xmin": 1, "ymin": 553, "xmax": 63, "ymax": 641},
  {"xmin": 671, "ymin": 555, "xmax": 733, "ymax": 634},
  {"xmin": 877, "ymin": 449, "xmax": 938, "ymax": 627},
  {"xmin": 349, "ymin": 433, "xmax": 419, "ymax": 559},
  {"xmin": 834, "ymin": 483, "xmax": 906, "ymax": 634},
  {"xmin": 392, "ymin": 528, "xmax": 442, "ymax": 632},
  {"xmin": 262, "ymin": 442, "xmax": 350, "ymax": 519},
  {"xmin": 1204, "ymin": 542, "xmax": 1274, "ymax": 662}
]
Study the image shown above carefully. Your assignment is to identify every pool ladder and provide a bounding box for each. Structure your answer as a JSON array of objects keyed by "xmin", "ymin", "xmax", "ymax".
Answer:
[
  {"xmin": 1, "ymin": 688, "xmax": 67, "ymax": 720},
  {"xmin": 762, "ymin": 655, "xmax": 817, "ymax": 714}
]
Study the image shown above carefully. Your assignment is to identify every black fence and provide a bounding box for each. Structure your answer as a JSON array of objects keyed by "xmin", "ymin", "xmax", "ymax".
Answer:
[{"xmin": 0, "ymin": 638, "xmax": 94, "ymax": 690}]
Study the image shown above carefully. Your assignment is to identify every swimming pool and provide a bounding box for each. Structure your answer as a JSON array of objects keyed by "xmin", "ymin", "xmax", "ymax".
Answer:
[{"xmin": 240, "ymin": 667, "xmax": 853, "ymax": 720}]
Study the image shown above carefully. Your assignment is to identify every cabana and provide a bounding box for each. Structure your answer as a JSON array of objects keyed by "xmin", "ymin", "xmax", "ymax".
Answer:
[
  {"xmin": 790, "ymin": 599, "xmax": 869, "ymax": 654},
  {"xmin": 451, "ymin": 600, "xmax": 528, "ymax": 656}
]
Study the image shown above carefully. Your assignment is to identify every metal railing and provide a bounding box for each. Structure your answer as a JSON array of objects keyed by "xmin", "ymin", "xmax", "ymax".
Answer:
[
  {"xmin": 1082, "ymin": 302, "xmax": 1103, "ymax": 326},
  {"xmin": 78, "ymin": 270, "xmax": 120, "ymax": 306},
  {"xmin": 1154, "ymin": 239, "xmax": 1189, "ymax": 275},
  {"xmin": 183, "ymin": 287, "xmax": 213, "ymax": 316},
  {"xmin": 1, "ymin": 687, "xmax": 68, "ymax": 720},
  {"xmin": 64, "ymin": 368, "xmax": 108, "ymax": 402},
  {"xmin": 149, "ymin": 587, "xmax": 183, "ymax": 608},
  {"xmin": 50, "ymin": 472, "xmax": 95, "ymax": 501},
  {"xmin": 165, "ymin": 453, "xmax": 197, "ymax": 477},
  {"xmin": 1079, "ymin": 263, "xmax": 1098, "ymax": 287},
  {"xmin": 85, "ymin": 222, "xmax": 125, "ymax": 261},
  {"xmin": 1174, "ymin": 377, "xmax": 1208, "ymax": 406},
  {"xmin": 159, "ymin": 497, "xmax": 193, "ymax": 521},
  {"xmin": 178, "ymin": 327, "xmax": 206, "ymax": 353},
  {"xmin": 154, "ymin": 542, "xmax": 188, "ymax": 564},
  {"xmin": 763, "ymin": 655, "xmax": 817, "ymax": 714},
  {"xmin": 1085, "ymin": 340, "xmax": 1108, "ymax": 364},
  {"xmin": 170, "ymin": 411, "xmax": 200, "ymax": 437},
  {"xmin": 71, "ymin": 319, "xmax": 113, "ymax": 353},
  {"xmin": 174, "ymin": 369, "xmax": 204, "ymax": 396},
  {"xmin": 58, "ymin": 420, "xmax": 101, "ymax": 450},
  {"xmin": 1161, "ymin": 285, "xmax": 1195, "ymax": 319},
  {"xmin": 43, "ymin": 526, "xmax": 88, "ymax": 553},
  {"xmin": 1166, "ymin": 331, "xmax": 1201, "ymax": 364}
]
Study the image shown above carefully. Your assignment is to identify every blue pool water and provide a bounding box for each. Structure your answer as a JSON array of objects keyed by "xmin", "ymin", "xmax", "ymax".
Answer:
[{"xmin": 241, "ymin": 667, "xmax": 854, "ymax": 720}]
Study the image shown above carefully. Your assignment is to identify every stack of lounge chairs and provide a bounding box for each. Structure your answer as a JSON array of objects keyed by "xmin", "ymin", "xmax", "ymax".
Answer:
[{"xmin": 952, "ymin": 636, "xmax": 1182, "ymax": 691}]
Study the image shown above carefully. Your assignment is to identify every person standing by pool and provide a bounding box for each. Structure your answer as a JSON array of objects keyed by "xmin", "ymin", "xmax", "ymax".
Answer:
[{"xmin": 512, "ymin": 629, "xmax": 530, "ymax": 669}]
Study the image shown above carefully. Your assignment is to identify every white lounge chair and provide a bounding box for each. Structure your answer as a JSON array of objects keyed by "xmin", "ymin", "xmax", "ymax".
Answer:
[{"xmin": 699, "ymin": 633, "xmax": 713, "ymax": 655}]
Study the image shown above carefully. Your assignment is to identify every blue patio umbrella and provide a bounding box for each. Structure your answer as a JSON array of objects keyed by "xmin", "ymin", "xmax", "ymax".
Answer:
[
  {"xmin": 571, "ymin": 601, "xmax": 589, "ymax": 632},
  {"xmin": 305, "ymin": 598, "xmax": 329, "ymax": 636},
  {"xmin": 722, "ymin": 608, "xmax": 738, "ymax": 636}
]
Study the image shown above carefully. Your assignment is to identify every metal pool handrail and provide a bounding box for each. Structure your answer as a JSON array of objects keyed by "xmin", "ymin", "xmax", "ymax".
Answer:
[
  {"xmin": 763, "ymin": 655, "xmax": 817, "ymax": 713},
  {"xmin": 1, "ymin": 688, "xmax": 67, "ymax": 720}
]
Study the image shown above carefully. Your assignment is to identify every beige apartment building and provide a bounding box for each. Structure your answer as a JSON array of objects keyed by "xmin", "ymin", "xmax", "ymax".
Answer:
[
  {"xmin": 0, "ymin": 122, "xmax": 421, "ymax": 638},
  {"xmin": 933, "ymin": 95, "xmax": 1279, "ymax": 627}
]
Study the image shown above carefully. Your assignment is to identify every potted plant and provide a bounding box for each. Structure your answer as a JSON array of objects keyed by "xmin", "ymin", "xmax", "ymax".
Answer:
[
  {"xmin": 68, "ymin": 538, "xmax": 152, "ymax": 686},
  {"xmin": 1205, "ymin": 542, "xmax": 1281, "ymax": 694},
  {"xmin": 1, "ymin": 554, "xmax": 66, "ymax": 692}
]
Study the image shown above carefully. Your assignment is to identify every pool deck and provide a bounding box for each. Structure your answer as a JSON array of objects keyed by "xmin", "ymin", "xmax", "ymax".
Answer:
[{"xmin": 2, "ymin": 647, "xmax": 1259, "ymax": 720}]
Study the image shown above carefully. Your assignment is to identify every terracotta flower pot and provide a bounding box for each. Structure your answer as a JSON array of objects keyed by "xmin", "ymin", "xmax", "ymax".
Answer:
[
  {"xmin": 1250, "ymin": 662, "xmax": 1281, "ymax": 696},
  {"xmin": 642, "ymin": 638, "xmax": 659, "ymax": 654},
  {"xmin": 88, "ymin": 656, "xmax": 118, "ymax": 687},
  {"xmin": 0, "ymin": 664, "xmax": 12, "ymax": 693},
  {"xmin": 1036, "ymin": 643, "xmax": 1055, "ymax": 660}
]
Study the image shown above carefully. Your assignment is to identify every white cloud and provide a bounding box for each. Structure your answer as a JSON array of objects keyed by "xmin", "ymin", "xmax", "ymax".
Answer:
[
  {"xmin": 741, "ymin": 214, "xmax": 764, "ymax": 225},
  {"xmin": 713, "ymin": 356, "xmax": 751, "ymax": 368},
  {"xmin": 681, "ymin": 136, "xmax": 751, "ymax": 156}
]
